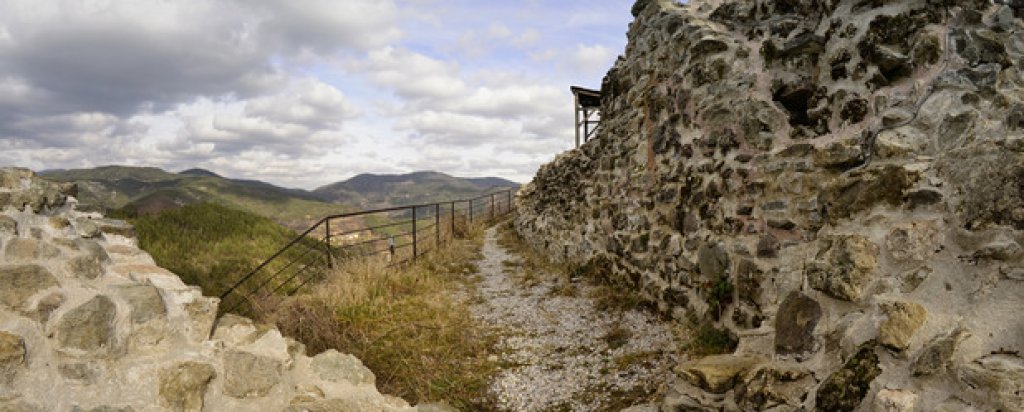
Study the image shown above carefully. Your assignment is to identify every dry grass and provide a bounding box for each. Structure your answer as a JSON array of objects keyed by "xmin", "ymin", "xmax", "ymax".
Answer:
[{"xmin": 257, "ymin": 223, "xmax": 502, "ymax": 409}]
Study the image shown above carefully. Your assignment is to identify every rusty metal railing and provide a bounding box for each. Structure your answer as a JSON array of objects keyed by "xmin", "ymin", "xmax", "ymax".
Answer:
[{"xmin": 218, "ymin": 189, "xmax": 516, "ymax": 315}]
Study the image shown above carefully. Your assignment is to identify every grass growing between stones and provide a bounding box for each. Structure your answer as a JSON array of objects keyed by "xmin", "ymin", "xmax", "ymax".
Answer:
[{"xmin": 258, "ymin": 224, "xmax": 502, "ymax": 409}]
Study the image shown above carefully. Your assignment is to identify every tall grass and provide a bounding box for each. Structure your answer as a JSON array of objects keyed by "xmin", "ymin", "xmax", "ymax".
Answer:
[
  {"xmin": 259, "ymin": 224, "xmax": 500, "ymax": 409},
  {"xmin": 131, "ymin": 202, "xmax": 300, "ymax": 297}
]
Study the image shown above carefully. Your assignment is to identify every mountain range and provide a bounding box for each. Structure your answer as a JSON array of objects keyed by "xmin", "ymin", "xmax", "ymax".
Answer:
[
  {"xmin": 41, "ymin": 166, "xmax": 518, "ymax": 229},
  {"xmin": 312, "ymin": 171, "xmax": 519, "ymax": 208}
]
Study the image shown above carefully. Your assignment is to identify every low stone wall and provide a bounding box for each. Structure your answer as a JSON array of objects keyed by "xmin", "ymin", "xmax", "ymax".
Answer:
[
  {"xmin": 0, "ymin": 168, "xmax": 422, "ymax": 411},
  {"xmin": 516, "ymin": 0, "xmax": 1024, "ymax": 410}
]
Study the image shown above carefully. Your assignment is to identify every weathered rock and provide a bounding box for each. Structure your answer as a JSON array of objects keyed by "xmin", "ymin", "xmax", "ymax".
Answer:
[
  {"xmin": 912, "ymin": 327, "xmax": 970, "ymax": 377},
  {"xmin": 116, "ymin": 284, "xmax": 166, "ymax": 324},
  {"xmin": 158, "ymin": 361, "xmax": 216, "ymax": 412},
  {"xmin": 70, "ymin": 406, "xmax": 135, "ymax": 412},
  {"xmin": 676, "ymin": 355, "xmax": 764, "ymax": 394},
  {"xmin": 774, "ymin": 291, "xmax": 821, "ymax": 355},
  {"xmin": 873, "ymin": 388, "xmax": 918, "ymax": 412},
  {"xmin": 0, "ymin": 216, "xmax": 16, "ymax": 235},
  {"xmin": 49, "ymin": 216, "xmax": 70, "ymax": 230},
  {"xmin": 414, "ymin": 402, "xmax": 461, "ymax": 412},
  {"xmin": 76, "ymin": 239, "xmax": 111, "ymax": 263},
  {"xmin": 58, "ymin": 362, "xmax": 97, "ymax": 384},
  {"xmin": 885, "ymin": 221, "xmax": 942, "ymax": 262},
  {"xmin": 310, "ymin": 349, "xmax": 376, "ymax": 385},
  {"xmin": 74, "ymin": 218, "xmax": 100, "ymax": 239},
  {"xmin": 697, "ymin": 243, "xmax": 729, "ymax": 281},
  {"xmin": 284, "ymin": 398, "xmax": 376, "ymax": 412},
  {"xmin": 973, "ymin": 240, "xmax": 1023, "ymax": 261},
  {"xmin": 0, "ymin": 400, "xmax": 44, "ymax": 412},
  {"xmin": 223, "ymin": 350, "xmax": 282, "ymax": 398},
  {"xmin": 0, "ymin": 167, "xmax": 73, "ymax": 212},
  {"xmin": 94, "ymin": 219, "xmax": 135, "ymax": 238},
  {"xmin": 735, "ymin": 365, "xmax": 814, "ymax": 411},
  {"xmin": 807, "ymin": 236, "xmax": 879, "ymax": 301},
  {"xmin": 815, "ymin": 344, "xmax": 882, "ymax": 412},
  {"xmin": 0, "ymin": 331, "xmax": 25, "ymax": 384},
  {"xmin": 66, "ymin": 255, "xmax": 103, "ymax": 279},
  {"xmin": 958, "ymin": 354, "xmax": 1024, "ymax": 410},
  {"xmin": 878, "ymin": 301, "xmax": 927, "ymax": 351},
  {"xmin": 33, "ymin": 292, "xmax": 65, "ymax": 323},
  {"xmin": 821, "ymin": 166, "xmax": 916, "ymax": 221},
  {"xmin": 0, "ymin": 265, "xmax": 59, "ymax": 309},
  {"xmin": 4, "ymin": 239, "xmax": 59, "ymax": 261},
  {"xmin": 56, "ymin": 295, "xmax": 117, "ymax": 353}
]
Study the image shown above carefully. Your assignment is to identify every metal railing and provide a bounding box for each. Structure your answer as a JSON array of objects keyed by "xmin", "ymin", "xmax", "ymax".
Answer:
[{"xmin": 218, "ymin": 189, "xmax": 516, "ymax": 315}]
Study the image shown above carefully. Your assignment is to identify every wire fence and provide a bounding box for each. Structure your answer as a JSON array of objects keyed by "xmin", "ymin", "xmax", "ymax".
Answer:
[{"xmin": 218, "ymin": 189, "xmax": 516, "ymax": 316}]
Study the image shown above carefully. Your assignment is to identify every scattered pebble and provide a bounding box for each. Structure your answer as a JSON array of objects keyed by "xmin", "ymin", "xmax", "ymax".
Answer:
[{"xmin": 464, "ymin": 228, "xmax": 678, "ymax": 411}]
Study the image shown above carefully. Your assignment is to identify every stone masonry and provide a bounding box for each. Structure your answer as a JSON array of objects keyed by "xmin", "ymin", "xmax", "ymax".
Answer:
[
  {"xmin": 516, "ymin": 0, "xmax": 1024, "ymax": 410},
  {"xmin": 0, "ymin": 167, "xmax": 423, "ymax": 411}
]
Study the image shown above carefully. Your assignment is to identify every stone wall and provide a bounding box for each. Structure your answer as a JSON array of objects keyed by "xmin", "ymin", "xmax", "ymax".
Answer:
[
  {"xmin": 516, "ymin": 0, "xmax": 1024, "ymax": 410},
  {"xmin": 0, "ymin": 168, "xmax": 425, "ymax": 411}
]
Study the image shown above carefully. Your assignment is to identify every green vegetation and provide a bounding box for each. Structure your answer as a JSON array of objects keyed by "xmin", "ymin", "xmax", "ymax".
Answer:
[
  {"xmin": 705, "ymin": 277, "xmax": 734, "ymax": 321},
  {"xmin": 683, "ymin": 317, "xmax": 739, "ymax": 356},
  {"xmin": 43, "ymin": 165, "xmax": 353, "ymax": 231},
  {"xmin": 261, "ymin": 224, "xmax": 500, "ymax": 409},
  {"xmin": 130, "ymin": 202, "xmax": 308, "ymax": 298}
]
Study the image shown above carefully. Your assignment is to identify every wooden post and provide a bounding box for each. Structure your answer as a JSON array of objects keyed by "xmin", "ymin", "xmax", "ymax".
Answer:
[
  {"xmin": 411, "ymin": 207, "xmax": 417, "ymax": 261},
  {"xmin": 574, "ymin": 93, "xmax": 580, "ymax": 148},
  {"xmin": 450, "ymin": 201, "xmax": 456, "ymax": 240},
  {"xmin": 507, "ymin": 190, "xmax": 512, "ymax": 214},
  {"xmin": 434, "ymin": 203, "xmax": 440, "ymax": 249},
  {"xmin": 325, "ymin": 219, "xmax": 333, "ymax": 269},
  {"xmin": 469, "ymin": 200, "xmax": 473, "ymax": 224},
  {"xmin": 490, "ymin": 193, "xmax": 495, "ymax": 220}
]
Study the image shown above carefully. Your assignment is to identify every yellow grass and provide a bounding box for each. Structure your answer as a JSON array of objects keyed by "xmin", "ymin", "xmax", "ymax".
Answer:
[{"xmin": 258, "ymin": 223, "xmax": 501, "ymax": 409}]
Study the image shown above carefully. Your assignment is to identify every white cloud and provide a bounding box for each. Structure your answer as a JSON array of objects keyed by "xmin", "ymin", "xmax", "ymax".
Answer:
[
  {"xmin": 0, "ymin": 0, "xmax": 634, "ymax": 188},
  {"xmin": 572, "ymin": 44, "xmax": 617, "ymax": 70}
]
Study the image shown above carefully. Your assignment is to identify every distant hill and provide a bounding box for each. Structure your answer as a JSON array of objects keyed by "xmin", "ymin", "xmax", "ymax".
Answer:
[
  {"xmin": 41, "ymin": 165, "xmax": 350, "ymax": 231},
  {"xmin": 313, "ymin": 171, "xmax": 519, "ymax": 208}
]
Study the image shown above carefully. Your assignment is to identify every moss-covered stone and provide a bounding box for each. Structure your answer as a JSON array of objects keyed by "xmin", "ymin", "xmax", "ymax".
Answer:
[{"xmin": 815, "ymin": 344, "xmax": 881, "ymax": 411}]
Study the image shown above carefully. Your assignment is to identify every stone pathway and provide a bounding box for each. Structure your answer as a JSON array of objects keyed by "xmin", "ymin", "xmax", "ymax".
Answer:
[{"xmin": 467, "ymin": 227, "xmax": 677, "ymax": 412}]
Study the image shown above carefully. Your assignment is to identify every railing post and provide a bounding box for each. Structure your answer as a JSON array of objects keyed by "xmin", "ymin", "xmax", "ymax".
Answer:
[
  {"xmin": 434, "ymin": 203, "xmax": 440, "ymax": 249},
  {"xmin": 325, "ymin": 219, "xmax": 333, "ymax": 269},
  {"xmin": 411, "ymin": 206, "xmax": 418, "ymax": 261},
  {"xmin": 507, "ymin": 190, "xmax": 512, "ymax": 214},
  {"xmin": 450, "ymin": 201, "xmax": 456, "ymax": 240},
  {"xmin": 469, "ymin": 200, "xmax": 473, "ymax": 224},
  {"xmin": 490, "ymin": 193, "xmax": 495, "ymax": 220}
]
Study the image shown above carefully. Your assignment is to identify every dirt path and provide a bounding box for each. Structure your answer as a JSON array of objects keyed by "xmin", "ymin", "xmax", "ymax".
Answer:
[{"xmin": 467, "ymin": 227, "xmax": 678, "ymax": 412}]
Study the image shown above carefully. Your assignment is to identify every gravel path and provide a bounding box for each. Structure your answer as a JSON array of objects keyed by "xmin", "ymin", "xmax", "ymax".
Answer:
[{"xmin": 467, "ymin": 227, "xmax": 678, "ymax": 412}]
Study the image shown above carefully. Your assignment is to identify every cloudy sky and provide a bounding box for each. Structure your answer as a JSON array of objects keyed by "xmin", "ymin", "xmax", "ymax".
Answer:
[{"xmin": 0, "ymin": 0, "xmax": 633, "ymax": 188}]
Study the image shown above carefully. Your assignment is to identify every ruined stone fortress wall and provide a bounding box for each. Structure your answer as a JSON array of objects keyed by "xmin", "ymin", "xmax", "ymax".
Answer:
[
  {"xmin": 516, "ymin": 0, "xmax": 1024, "ymax": 409},
  {"xmin": 0, "ymin": 167, "xmax": 416, "ymax": 411}
]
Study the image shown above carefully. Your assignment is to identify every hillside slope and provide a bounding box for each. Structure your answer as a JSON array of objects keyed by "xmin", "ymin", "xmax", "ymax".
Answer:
[
  {"xmin": 42, "ymin": 165, "xmax": 350, "ymax": 231},
  {"xmin": 516, "ymin": 0, "xmax": 1024, "ymax": 410},
  {"xmin": 313, "ymin": 171, "xmax": 518, "ymax": 208}
]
